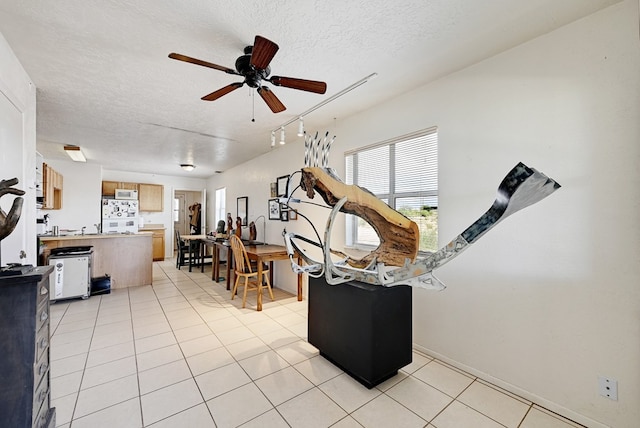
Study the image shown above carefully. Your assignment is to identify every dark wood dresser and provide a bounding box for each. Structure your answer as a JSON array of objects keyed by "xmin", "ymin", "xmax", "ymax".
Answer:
[{"xmin": 0, "ymin": 266, "xmax": 56, "ymax": 427}]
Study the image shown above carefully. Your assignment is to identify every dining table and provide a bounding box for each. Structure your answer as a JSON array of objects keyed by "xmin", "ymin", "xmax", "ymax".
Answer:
[{"xmin": 207, "ymin": 239, "xmax": 303, "ymax": 311}]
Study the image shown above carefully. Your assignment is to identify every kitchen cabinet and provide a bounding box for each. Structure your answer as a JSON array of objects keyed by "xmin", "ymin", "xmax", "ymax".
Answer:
[
  {"xmin": 101, "ymin": 181, "xmax": 138, "ymax": 196},
  {"xmin": 140, "ymin": 227, "xmax": 166, "ymax": 261},
  {"xmin": 138, "ymin": 183, "xmax": 163, "ymax": 212},
  {"xmin": 101, "ymin": 181, "xmax": 162, "ymax": 212},
  {"xmin": 0, "ymin": 266, "xmax": 56, "ymax": 427},
  {"xmin": 42, "ymin": 163, "xmax": 62, "ymax": 210}
]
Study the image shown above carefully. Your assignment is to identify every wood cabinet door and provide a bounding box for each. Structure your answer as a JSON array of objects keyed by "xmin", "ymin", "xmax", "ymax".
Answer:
[
  {"xmin": 139, "ymin": 184, "xmax": 164, "ymax": 212},
  {"xmin": 42, "ymin": 164, "xmax": 52, "ymax": 208},
  {"xmin": 120, "ymin": 182, "xmax": 139, "ymax": 191},
  {"xmin": 42, "ymin": 163, "xmax": 62, "ymax": 209},
  {"xmin": 152, "ymin": 232, "xmax": 164, "ymax": 261},
  {"xmin": 101, "ymin": 181, "xmax": 119, "ymax": 196}
]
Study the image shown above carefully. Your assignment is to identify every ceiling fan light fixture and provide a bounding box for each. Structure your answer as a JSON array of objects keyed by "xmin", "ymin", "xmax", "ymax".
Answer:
[
  {"xmin": 64, "ymin": 145, "xmax": 86, "ymax": 162},
  {"xmin": 180, "ymin": 164, "xmax": 195, "ymax": 172},
  {"xmin": 279, "ymin": 127, "xmax": 286, "ymax": 145},
  {"xmin": 297, "ymin": 117, "xmax": 304, "ymax": 137}
]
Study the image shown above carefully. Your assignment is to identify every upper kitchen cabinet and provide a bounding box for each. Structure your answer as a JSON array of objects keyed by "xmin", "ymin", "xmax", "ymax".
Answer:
[
  {"xmin": 138, "ymin": 183, "xmax": 163, "ymax": 212},
  {"xmin": 42, "ymin": 162, "xmax": 63, "ymax": 209},
  {"xmin": 101, "ymin": 181, "xmax": 138, "ymax": 196},
  {"xmin": 101, "ymin": 181, "xmax": 163, "ymax": 212}
]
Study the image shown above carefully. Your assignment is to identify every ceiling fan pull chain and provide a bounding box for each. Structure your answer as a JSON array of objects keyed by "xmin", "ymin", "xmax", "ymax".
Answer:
[{"xmin": 251, "ymin": 88, "xmax": 255, "ymax": 122}]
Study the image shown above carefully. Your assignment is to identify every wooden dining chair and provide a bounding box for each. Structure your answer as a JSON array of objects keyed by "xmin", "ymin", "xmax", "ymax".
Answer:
[
  {"xmin": 229, "ymin": 235, "xmax": 274, "ymax": 308},
  {"xmin": 175, "ymin": 230, "xmax": 190, "ymax": 269}
]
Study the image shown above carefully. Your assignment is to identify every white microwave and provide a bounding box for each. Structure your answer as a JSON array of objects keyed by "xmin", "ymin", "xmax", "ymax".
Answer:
[{"xmin": 115, "ymin": 189, "xmax": 138, "ymax": 200}]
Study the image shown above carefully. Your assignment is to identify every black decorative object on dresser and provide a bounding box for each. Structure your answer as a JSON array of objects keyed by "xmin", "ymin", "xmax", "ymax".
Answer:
[
  {"xmin": 0, "ymin": 265, "xmax": 56, "ymax": 427},
  {"xmin": 307, "ymin": 276, "xmax": 412, "ymax": 388}
]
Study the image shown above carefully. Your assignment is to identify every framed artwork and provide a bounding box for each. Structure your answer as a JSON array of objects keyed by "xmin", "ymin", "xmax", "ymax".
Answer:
[
  {"xmin": 270, "ymin": 182, "xmax": 277, "ymax": 198},
  {"xmin": 277, "ymin": 175, "xmax": 289, "ymax": 197},
  {"xmin": 280, "ymin": 206, "xmax": 289, "ymax": 222},
  {"xmin": 288, "ymin": 209, "xmax": 298, "ymax": 221},
  {"xmin": 237, "ymin": 196, "xmax": 248, "ymax": 226},
  {"xmin": 268, "ymin": 199, "xmax": 280, "ymax": 220}
]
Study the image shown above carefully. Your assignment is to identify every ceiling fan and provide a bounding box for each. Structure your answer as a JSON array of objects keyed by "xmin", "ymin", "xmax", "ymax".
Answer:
[{"xmin": 169, "ymin": 35, "xmax": 327, "ymax": 113}]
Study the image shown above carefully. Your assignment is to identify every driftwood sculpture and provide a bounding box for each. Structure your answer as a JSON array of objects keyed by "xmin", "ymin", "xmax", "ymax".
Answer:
[
  {"xmin": 281, "ymin": 133, "xmax": 560, "ymax": 289},
  {"xmin": 0, "ymin": 178, "xmax": 25, "ymax": 242}
]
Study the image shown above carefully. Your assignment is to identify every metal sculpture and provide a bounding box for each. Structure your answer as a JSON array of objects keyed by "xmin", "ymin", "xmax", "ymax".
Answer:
[
  {"xmin": 0, "ymin": 178, "xmax": 25, "ymax": 267},
  {"xmin": 281, "ymin": 134, "xmax": 560, "ymax": 289}
]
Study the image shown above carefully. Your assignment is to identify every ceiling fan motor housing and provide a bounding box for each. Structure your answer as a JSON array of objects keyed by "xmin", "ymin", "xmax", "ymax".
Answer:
[{"xmin": 235, "ymin": 49, "xmax": 270, "ymax": 88}]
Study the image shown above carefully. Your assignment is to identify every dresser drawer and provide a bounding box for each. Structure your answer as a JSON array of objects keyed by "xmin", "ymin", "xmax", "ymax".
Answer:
[
  {"xmin": 37, "ymin": 278, "xmax": 50, "ymax": 308},
  {"xmin": 35, "ymin": 322, "xmax": 49, "ymax": 363},
  {"xmin": 36, "ymin": 300, "xmax": 49, "ymax": 333},
  {"xmin": 33, "ymin": 347, "xmax": 49, "ymax": 395},
  {"xmin": 32, "ymin": 371, "xmax": 49, "ymax": 427}
]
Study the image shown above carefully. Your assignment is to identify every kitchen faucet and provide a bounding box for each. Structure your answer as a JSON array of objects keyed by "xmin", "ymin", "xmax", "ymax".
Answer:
[
  {"xmin": 94, "ymin": 223, "xmax": 101, "ymax": 234},
  {"xmin": 254, "ymin": 215, "xmax": 266, "ymax": 245},
  {"xmin": 81, "ymin": 226, "xmax": 86, "ymax": 236}
]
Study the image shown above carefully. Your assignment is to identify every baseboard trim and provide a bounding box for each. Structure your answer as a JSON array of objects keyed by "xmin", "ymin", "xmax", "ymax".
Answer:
[{"xmin": 412, "ymin": 344, "xmax": 609, "ymax": 428}]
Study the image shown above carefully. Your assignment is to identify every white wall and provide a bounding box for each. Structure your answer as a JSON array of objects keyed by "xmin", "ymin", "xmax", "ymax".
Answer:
[
  {"xmin": 42, "ymin": 160, "xmax": 103, "ymax": 234},
  {"xmin": 0, "ymin": 31, "xmax": 37, "ymax": 265},
  {"xmin": 209, "ymin": 2, "xmax": 639, "ymax": 427},
  {"xmin": 410, "ymin": 4, "xmax": 639, "ymax": 427}
]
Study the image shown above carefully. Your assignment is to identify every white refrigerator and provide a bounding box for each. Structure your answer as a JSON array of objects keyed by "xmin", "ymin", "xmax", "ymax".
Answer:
[{"xmin": 102, "ymin": 199, "xmax": 139, "ymax": 233}]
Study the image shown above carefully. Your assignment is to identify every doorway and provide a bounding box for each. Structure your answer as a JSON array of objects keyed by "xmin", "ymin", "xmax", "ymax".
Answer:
[{"xmin": 173, "ymin": 189, "xmax": 205, "ymax": 249}]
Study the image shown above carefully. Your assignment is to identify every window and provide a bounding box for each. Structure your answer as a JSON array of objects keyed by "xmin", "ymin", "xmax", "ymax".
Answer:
[
  {"xmin": 345, "ymin": 127, "xmax": 438, "ymax": 252},
  {"xmin": 173, "ymin": 198, "xmax": 180, "ymax": 223},
  {"xmin": 215, "ymin": 187, "xmax": 226, "ymax": 226}
]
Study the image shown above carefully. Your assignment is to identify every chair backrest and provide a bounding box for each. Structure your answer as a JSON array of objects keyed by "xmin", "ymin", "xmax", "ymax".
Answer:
[
  {"xmin": 229, "ymin": 235, "xmax": 253, "ymax": 274},
  {"xmin": 175, "ymin": 230, "xmax": 186, "ymax": 247}
]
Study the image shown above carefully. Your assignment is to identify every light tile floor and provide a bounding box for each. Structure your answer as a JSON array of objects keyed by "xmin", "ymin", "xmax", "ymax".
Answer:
[{"xmin": 49, "ymin": 260, "xmax": 585, "ymax": 428}]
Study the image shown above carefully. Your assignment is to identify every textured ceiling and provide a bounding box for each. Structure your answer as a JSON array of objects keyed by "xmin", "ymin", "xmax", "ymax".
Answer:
[{"xmin": 0, "ymin": 0, "xmax": 620, "ymax": 178}]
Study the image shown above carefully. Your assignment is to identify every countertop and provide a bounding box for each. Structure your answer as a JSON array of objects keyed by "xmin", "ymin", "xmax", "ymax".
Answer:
[
  {"xmin": 139, "ymin": 224, "xmax": 166, "ymax": 231},
  {"xmin": 39, "ymin": 232, "xmax": 153, "ymax": 241}
]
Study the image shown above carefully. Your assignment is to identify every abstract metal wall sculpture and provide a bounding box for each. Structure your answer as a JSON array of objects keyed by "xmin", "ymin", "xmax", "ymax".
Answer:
[
  {"xmin": 281, "ymin": 132, "xmax": 561, "ymax": 290},
  {"xmin": 0, "ymin": 178, "xmax": 25, "ymax": 266}
]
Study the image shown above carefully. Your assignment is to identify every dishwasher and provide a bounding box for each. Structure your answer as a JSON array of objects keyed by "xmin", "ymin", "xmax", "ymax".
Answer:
[{"xmin": 48, "ymin": 246, "xmax": 93, "ymax": 301}]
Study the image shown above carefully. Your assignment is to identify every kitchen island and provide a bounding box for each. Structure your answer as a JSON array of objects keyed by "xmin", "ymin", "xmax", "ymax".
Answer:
[{"xmin": 39, "ymin": 233, "xmax": 153, "ymax": 289}]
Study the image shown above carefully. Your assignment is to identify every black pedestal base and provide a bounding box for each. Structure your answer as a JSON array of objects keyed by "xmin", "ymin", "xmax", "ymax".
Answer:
[{"xmin": 308, "ymin": 277, "xmax": 412, "ymax": 388}]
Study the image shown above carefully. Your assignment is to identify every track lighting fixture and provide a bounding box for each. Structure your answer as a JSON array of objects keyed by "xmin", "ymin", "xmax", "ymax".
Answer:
[
  {"xmin": 269, "ymin": 72, "xmax": 377, "ymax": 147},
  {"xmin": 270, "ymin": 131, "xmax": 276, "ymax": 147}
]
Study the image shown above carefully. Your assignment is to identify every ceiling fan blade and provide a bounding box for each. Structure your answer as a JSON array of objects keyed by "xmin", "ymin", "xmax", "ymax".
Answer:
[
  {"xmin": 169, "ymin": 53, "xmax": 239, "ymax": 75},
  {"xmin": 269, "ymin": 76, "xmax": 327, "ymax": 94},
  {"xmin": 257, "ymin": 86, "xmax": 286, "ymax": 113},
  {"xmin": 250, "ymin": 35, "xmax": 279, "ymax": 70},
  {"xmin": 201, "ymin": 82, "xmax": 244, "ymax": 101}
]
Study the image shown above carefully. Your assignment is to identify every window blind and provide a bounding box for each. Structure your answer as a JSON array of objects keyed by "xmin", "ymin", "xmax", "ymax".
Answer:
[{"xmin": 345, "ymin": 127, "xmax": 438, "ymax": 251}]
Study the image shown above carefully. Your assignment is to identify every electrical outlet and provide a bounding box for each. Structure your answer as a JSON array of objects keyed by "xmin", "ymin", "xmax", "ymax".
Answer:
[{"xmin": 598, "ymin": 376, "xmax": 618, "ymax": 400}]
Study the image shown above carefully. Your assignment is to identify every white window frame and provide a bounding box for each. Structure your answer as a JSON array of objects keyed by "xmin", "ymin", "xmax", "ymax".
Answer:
[
  {"xmin": 345, "ymin": 127, "xmax": 438, "ymax": 252},
  {"xmin": 215, "ymin": 187, "xmax": 226, "ymax": 226}
]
